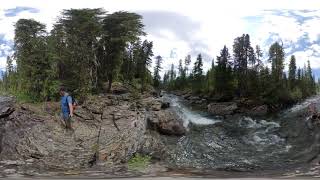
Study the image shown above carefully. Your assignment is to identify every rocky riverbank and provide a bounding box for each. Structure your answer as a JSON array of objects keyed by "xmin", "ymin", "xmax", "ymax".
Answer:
[
  {"xmin": 171, "ymin": 91, "xmax": 278, "ymax": 117},
  {"xmin": 0, "ymin": 90, "xmax": 186, "ymax": 177},
  {"xmin": 2, "ymin": 90, "xmax": 320, "ymax": 178}
]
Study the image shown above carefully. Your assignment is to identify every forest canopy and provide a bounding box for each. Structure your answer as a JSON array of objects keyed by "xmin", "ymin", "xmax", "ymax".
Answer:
[{"xmin": 0, "ymin": 8, "xmax": 318, "ymax": 106}]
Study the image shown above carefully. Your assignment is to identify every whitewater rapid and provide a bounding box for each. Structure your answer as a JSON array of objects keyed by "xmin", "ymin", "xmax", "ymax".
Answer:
[{"xmin": 161, "ymin": 94, "xmax": 313, "ymax": 171}]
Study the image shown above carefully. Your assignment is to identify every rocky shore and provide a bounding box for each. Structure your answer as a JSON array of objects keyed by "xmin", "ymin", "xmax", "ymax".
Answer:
[
  {"xmin": 172, "ymin": 91, "xmax": 270, "ymax": 117},
  {"xmin": 0, "ymin": 90, "xmax": 186, "ymax": 177},
  {"xmin": 1, "ymin": 89, "xmax": 320, "ymax": 178}
]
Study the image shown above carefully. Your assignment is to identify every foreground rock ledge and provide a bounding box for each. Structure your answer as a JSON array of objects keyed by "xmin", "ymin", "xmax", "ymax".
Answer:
[{"xmin": 0, "ymin": 93, "xmax": 185, "ymax": 176}]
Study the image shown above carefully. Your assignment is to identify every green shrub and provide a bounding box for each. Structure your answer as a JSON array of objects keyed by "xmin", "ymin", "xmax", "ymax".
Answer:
[
  {"xmin": 128, "ymin": 154, "xmax": 151, "ymax": 171},
  {"xmin": 289, "ymin": 87, "xmax": 302, "ymax": 101}
]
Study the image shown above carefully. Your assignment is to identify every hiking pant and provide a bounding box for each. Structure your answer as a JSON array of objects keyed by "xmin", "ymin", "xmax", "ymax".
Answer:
[{"xmin": 63, "ymin": 115, "xmax": 72, "ymax": 129}]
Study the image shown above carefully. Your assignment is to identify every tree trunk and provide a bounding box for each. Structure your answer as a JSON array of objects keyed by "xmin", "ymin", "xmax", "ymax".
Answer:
[{"xmin": 107, "ymin": 74, "xmax": 112, "ymax": 93}]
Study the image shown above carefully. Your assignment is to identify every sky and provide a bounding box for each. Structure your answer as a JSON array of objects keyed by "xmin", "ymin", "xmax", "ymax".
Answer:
[{"xmin": 0, "ymin": 0, "xmax": 320, "ymax": 78}]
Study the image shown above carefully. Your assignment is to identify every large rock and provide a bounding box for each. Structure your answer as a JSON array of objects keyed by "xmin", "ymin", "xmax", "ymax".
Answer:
[
  {"xmin": 161, "ymin": 102, "xmax": 170, "ymax": 109},
  {"xmin": 0, "ymin": 94, "xmax": 167, "ymax": 174},
  {"xmin": 139, "ymin": 97, "xmax": 170, "ymax": 111},
  {"xmin": 111, "ymin": 82, "xmax": 129, "ymax": 95},
  {"xmin": 207, "ymin": 102, "xmax": 238, "ymax": 116},
  {"xmin": 0, "ymin": 97, "xmax": 14, "ymax": 119},
  {"xmin": 147, "ymin": 110, "xmax": 186, "ymax": 136},
  {"xmin": 247, "ymin": 105, "xmax": 268, "ymax": 116}
]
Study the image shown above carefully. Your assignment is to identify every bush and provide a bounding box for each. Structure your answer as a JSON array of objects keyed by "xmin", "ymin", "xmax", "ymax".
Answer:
[
  {"xmin": 128, "ymin": 154, "xmax": 151, "ymax": 171},
  {"xmin": 289, "ymin": 87, "xmax": 302, "ymax": 101}
]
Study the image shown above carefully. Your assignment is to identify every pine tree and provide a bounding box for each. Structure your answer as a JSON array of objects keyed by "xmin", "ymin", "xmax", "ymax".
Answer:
[
  {"xmin": 184, "ymin": 55, "xmax": 191, "ymax": 76},
  {"xmin": 163, "ymin": 72, "xmax": 170, "ymax": 88},
  {"xmin": 269, "ymin": 42, "xmax": 285, "ymax": 82},
  {"xmin": 178, "ymin": 59, "xmax": 184, "ymax": 77},
  {"xmin": 6, "ymin": 56, "xmax": 13, "ymax": 75},
  {"xmin": 233, "ymin": 34, "xmax": 255, "ymax": 97},
  {"xmin": 215, "ymin": 46, "xmax": 233, "ymax": 98},
  {"xmin": 191, "ymin": 54, "xmax": 204, "ymax": 92},
  {"xmin": 255, "ymin": 45, "xmax": 263, "ymax": 69},
  {"xmin": 14, "ymin": 19, "xmax": 50, "ymax": 100},
  {"xmin": 206, "ymin": 58, "xmax": 215, "ymax": 93},
  {"xmin": 192, "ymin": 54, "xmax": 203, "ymax": 78},
  {"xmin": 101, "ymin": 11, "xmax": 146, "ymax": 92},
  {"xmin": 53, "ymin": 8, "xmax": 105, "ymax": 96},
  {"xmin": 168, "ymin": 64, "xmax": 176, "ymax": 90},
  {"xmin": 153, "ymin": 55, "xmax": 162, "ymax": 89},
  {"xmin": 169, "ymin": 64, "xmax": 176, "ymax": 81},
  {"xmin": 288, "ymin": 55, "xmax": 297, "ymax": 89}
]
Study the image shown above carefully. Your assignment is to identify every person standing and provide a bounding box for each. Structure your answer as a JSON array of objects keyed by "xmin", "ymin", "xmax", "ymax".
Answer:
[{"xmin": 59, "ymin": 87, "xmax": 74, "ymax": 130}]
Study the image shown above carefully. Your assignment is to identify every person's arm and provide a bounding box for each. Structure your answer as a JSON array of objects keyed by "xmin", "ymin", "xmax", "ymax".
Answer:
[{"xmin": 68, "ymin": 96, "xmax": 74, "ymax": 117}]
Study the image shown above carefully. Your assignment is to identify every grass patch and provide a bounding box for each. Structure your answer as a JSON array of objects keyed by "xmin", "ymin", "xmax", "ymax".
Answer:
[{"xmin": 128, "ymin": 154, "xmax": 151, "ymax": 171}]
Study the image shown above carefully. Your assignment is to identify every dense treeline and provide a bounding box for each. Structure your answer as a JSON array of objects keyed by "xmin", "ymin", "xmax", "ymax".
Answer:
[
  {"xmin": 0, "ymin": 8, "xmax": 318, "ymax": 105},
  {"xmin": 1, "ymin": 9, "xmax": 154, "ymax": 101},
  {"xmin": 163, "ymin": 34, "xmax": 318, "ymax": 106}
]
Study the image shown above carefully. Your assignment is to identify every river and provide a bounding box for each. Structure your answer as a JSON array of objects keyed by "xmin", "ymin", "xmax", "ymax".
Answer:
[{"xmin": 161, "ymin": 94, "xmax": 320, "ymax": 174}]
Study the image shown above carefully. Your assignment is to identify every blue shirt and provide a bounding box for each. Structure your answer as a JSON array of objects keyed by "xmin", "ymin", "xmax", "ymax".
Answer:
[{"xmin": 61, "ymin": 94, "xmax": 72, "ymax": 117}]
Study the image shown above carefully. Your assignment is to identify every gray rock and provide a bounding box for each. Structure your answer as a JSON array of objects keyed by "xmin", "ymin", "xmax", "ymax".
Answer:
[
  {"xmin": 207, "ymin": 102, "xmax": 238, "ymax": 115},
  {"xmin": 161, "ymin": 102, "xmax": 170, "ymax": 109},
  {"xmin": 0, "ymin": 93, "xmax": 169, "ymax": 174},
  {"xmin": 183, "ymin": 94, "xmax": 191, "ymax": 99},
  {"xmin": 140, "ymin": 97, "xmax": 162, "ymax": 111},
  {"xmin": 111, "ymin": 82, "xmax": 129, "ymax": 95},
  {"xmin": 0, "ymin": 160, "xmax": 25, "ymax": 165},
  {"xmin": 248, "ymin": 105, "xmax": 268, "ymax": 116},
  {"xmin": 3, "ymin": 169, "xmax": 16, "ymax": 174},
  {"xmin": 0, "ymin": 97, "xmax": 14, "ymax": 119},
  {"xmin": 148, "ymin": 110, "xmax": 186, "ymax": 136}
]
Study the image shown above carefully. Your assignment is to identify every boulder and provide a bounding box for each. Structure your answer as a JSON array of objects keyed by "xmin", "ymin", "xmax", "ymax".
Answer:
[
  {"xmin": 189, "ymin": 96, "xmax": 200, "ymax": 101},
  {"xmin": 148, "ymin": 110, "xmax": 186, "ymax": 136},
  {"xmin": 207, "ymin": 102, "xmax": 238, "ymax": 116},
  {"xmin": 140, "ymin": 98, "xmax": 170, "ymax": 111},
  {"xmin": 161, "ymin": 102, "xmax": 170, "ymax": 109},
  {"xmin": 0, "ymin": 97, "xmax": 14, "ymax": 119},
  {"xmin": 248, "ymin": 105, "xmax": 268, "ymax": 116},
  {"xmin": 111, "ymin": 82, "xmax": 129, "ymax": 95},
  {"xmin": 183, "ymin": 93, "xmax": 191, "ymax": 100}
]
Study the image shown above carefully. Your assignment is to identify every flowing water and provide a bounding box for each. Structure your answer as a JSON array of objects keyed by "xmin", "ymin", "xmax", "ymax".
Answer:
[
  {"xmin": 1, "ymin": 94, "xmax": 320, "ymax": 177},
  {"xmin": 162, "ymin": 94, "xmax": 320, "ymax": 173}
]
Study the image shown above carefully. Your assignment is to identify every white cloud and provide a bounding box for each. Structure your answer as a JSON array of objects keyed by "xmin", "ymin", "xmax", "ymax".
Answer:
[
  {"xmin": 302, "ymin": 18, "xmax": 320, "ymax": 43},
  {"xmin": 1, "ymin": 0, "xmax": 320, "ymax": 74},
  {"xmin": 292, "ymin": 50, "xmax": 320, "ymax": 69},
  {"xmin": 0, "ymin": 57, "xmax": 7, "ymax": 71}
]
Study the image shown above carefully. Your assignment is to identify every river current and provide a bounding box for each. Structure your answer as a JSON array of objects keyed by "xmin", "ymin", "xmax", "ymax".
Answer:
[{"xmin": 162, "ymin": 94, "xmax": 320, "ymax": 172}]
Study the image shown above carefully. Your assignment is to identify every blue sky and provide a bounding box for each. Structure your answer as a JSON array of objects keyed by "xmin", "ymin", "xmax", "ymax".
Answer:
[{"xmin": 0, "ymin": 0, "xmax": 319, "ymax": 78}]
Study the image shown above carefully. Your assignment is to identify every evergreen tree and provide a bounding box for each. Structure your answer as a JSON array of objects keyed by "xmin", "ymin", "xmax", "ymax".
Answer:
[
  {"xmin": 169, "ymin": 64, "xmax": 176, "ymax": 81},
  {"xmin": 138, "ymin": 40, "xmax": 154, "ymax": 92},
  {"xmin": 255, "ymin": 45, "xmax": 263, "ymax": 70},
  {"xmin": 191, "ymin": 54, "xmax": 204, "ymax": 92},
  {"xmin": 192, "ymin": 54, "xmax": 203, "ymax": 78},
  {"xmin": 269, "ymin": 42, "xmax": 285, "ymax": 82},
  {"xmin": 153, "ymin": 55, "xmax": 162, "ymax": 89},
  {"xmin": 168, "ymin": 64, "xmax": 176, "ymax": 90},
  {"xmin": 53, "ymin": 8, "xmax": 105, "ymax": 96},
  {"xmin": 184, "ymin": 55, "xmax": 191, "ymax": 76},
  {"xmin": 6, "ymin": 56, "xmax": 13, "ymax": 75},
  {"xmin": 178, "ymin": 59, "xmax": 184, "ymax": 77},
  {"xmin": 288, "ymin": 55, "xmax": 297, "ymax": 89},
  {"xmin": 14, "ymin": 19, "xmax": 50, "ymax": 100},
  {"xmin": 163, "ymin": 72, "xmax": 170, "ymax": 88},
  {"xmin": 215, "ymin": 46, "xmax": 233, "ymax": 98},
  {"xmin": 101, "ymin": 11, "xmax": 145, "ymax": 92},
  {"xmin": 206, "ymin": 58, "xmax": 215, "ymax": 93},
  {"xmin": 233, "ymin": 34, "xmax": 255, "ymax": 97}
]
